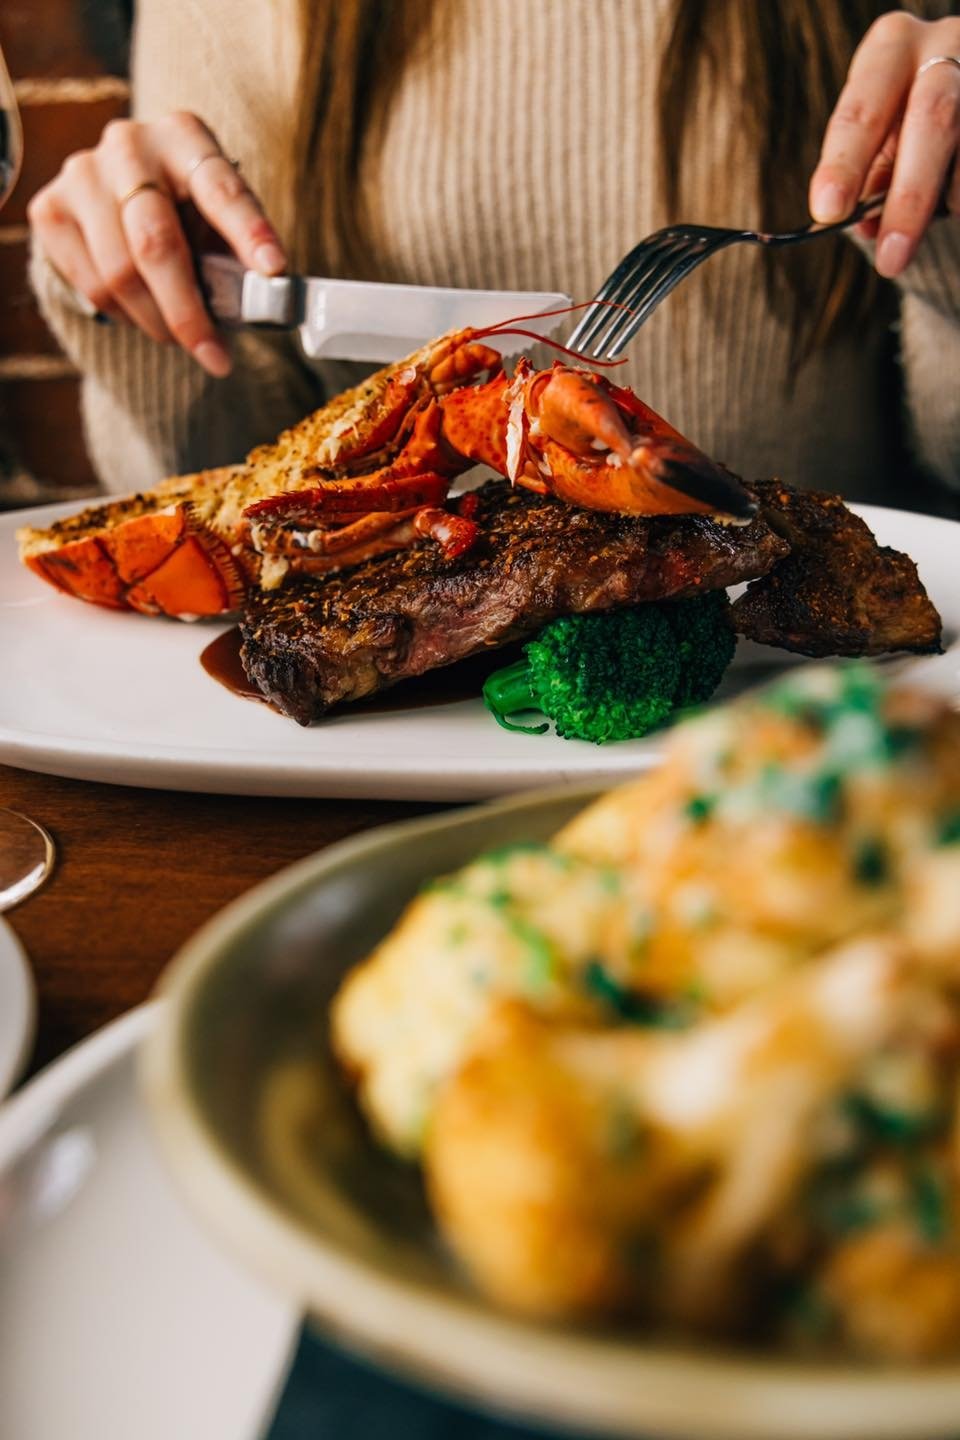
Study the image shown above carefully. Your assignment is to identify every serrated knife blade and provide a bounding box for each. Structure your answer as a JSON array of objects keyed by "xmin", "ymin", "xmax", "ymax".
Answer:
[{"xmin": 198, "ymin": 254, "xmax": 572, "ymax": 363}]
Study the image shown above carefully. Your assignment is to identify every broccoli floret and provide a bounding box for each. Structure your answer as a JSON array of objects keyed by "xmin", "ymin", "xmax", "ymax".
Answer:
[
  {"xmin": 662, "ymin": 590, "xmax": 738, "ymax": 707},
  {"xmin": 483, "ymin": 593, "xmax": 736, "ymax": 744}
]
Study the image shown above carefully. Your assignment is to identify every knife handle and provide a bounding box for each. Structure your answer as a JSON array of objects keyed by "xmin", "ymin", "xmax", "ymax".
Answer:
[{"xmin": 197, "ymin": 254, "xmax": 304, "ymax": 329}]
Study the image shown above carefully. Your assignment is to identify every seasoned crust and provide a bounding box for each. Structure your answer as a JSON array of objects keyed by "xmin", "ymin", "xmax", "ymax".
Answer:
[
  {"xmin": 240, "ymin": 479, "xmax": 789, "ymax": 724},
  {"xmin": 15, "ymin": 468, "xmax": 241, "ymax": 560},
  {"xmin": 734, "ymin": 482, "xmax": 942, "ymax": 657}
]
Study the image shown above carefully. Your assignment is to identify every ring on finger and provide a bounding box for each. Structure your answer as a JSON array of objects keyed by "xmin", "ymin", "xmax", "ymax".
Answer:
[
  {"xmin": 916, "ymin": 55, "xmax": 960, "ymax": 80},
  {"xmin": 118, "ymin": 179, "xmax": 169, "ymax": 210},
  {"xmin": 186, "ymin": 152, "xmax": 241, "ymax": 182}
]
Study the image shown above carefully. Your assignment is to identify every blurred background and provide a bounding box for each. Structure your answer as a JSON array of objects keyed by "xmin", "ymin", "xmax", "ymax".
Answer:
[{"xmin": 0, "ymin": 0, "xmax": 130, "ymax": 508}]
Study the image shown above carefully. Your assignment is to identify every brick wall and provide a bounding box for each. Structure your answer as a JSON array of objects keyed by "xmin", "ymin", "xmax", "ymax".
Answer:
[{"xmin": 0, "ymin": 0, "xmax": 130, "ymax": 505}]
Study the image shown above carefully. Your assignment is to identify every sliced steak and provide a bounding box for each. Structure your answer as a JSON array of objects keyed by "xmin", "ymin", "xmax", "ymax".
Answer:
[
  {"xmin": 241, "ymin": 479, "xmax": 788, "ymax": 724},
  {"xmin": 733, "ymin": 482, "xmax": 942, "ymax": 657}
]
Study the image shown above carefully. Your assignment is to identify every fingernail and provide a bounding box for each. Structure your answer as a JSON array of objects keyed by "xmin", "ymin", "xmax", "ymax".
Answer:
[
  {"xmin": 195, "ymin": 339, "xmax": 232, "ymax": 377},
  {"xmin": 253, "ymin": 241, "xmax": 286, "ymax": 274},
  {"xmin": 812, "ymin": 181, "xmax": 848, "ymax": 222},
  {"xmin": 876, "ymin": 231, "xmax": 911, "ymax": 278}
]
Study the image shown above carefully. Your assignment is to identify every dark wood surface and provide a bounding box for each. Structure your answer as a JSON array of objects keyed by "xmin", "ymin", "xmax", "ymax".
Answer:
[{"xmin": 1, "ymin": 762, "xmax": 439, "ymax": 1077}]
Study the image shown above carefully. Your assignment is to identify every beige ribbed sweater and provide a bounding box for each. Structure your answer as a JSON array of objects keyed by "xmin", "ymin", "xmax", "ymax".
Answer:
[{"xmin": 31, "ymin": 0, "xmax": 960, "ymax": 504}]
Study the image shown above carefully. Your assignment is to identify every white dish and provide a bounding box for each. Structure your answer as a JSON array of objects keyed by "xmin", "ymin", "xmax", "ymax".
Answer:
[
  {"xmin": 2, "ymin": 501, "xmax": 958, "ymax": 800},
  {"xmin": 0, "ymin": 916, "xmax": 34, "ymax": 1096},
  {"xmin": 0, "ymin": 1006, "xmax": 299, "ymax": 1440}
]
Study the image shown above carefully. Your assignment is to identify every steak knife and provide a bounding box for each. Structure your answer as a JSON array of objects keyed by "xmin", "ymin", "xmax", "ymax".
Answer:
[{"xmin": 198, "ymin": 254, "xmax": 572, "ymax": 363}]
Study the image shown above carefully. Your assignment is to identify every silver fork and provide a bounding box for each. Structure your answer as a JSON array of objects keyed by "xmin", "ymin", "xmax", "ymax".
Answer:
[{"xmin": 566, "ymin": 192, "xmax": 887, "ymax": 362}]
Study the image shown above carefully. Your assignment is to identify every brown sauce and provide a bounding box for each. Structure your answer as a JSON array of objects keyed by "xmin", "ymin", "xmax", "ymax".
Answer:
[
  {"xmin": 200, "ymin": 626, "xmax": 262, "ymax": 701},
  {"xmin": 200, "ymin": 626, "xmax": 518, "ymax": 716}
]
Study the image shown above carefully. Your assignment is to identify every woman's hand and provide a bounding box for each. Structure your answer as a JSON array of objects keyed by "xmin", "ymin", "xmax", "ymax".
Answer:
[
  {"xmin": 27, "ymin": 111, "xmax": 287, "ymax": 376},
  {"xmin": 809, "ymin": 11, "xmax": 960, "ymax": 279}
]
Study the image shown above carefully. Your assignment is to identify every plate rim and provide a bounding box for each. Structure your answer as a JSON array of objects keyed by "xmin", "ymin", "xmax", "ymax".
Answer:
[
  {"xmin": 0, "ymin": 999, "xmax": 307, "ymax": 1440},
  {"xmin": 0, "ymin": 917, "xmax": 36, "ymax": 1100},
  {"xmin": 2, "ymin": 500, "xmax": 958, "ymax": 800},
  {"xmin": 0, "ymin": 1003, "xmax": 155, "ymax": 1164},
  {"xmin": 142, "ymin": 787, "xmax": 960, "ymax": 1440}
]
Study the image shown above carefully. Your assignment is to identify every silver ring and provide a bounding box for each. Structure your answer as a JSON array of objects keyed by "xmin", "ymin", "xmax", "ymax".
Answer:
[
  {"xmin": 917, "ymin": 55, "xmax": 960, "ymax": 80},
  {"xmin": 187, "ymin": 152, "xmax": 240, "ymax": 182}
]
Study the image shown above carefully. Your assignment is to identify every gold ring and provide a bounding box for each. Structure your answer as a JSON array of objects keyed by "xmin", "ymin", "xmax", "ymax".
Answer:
[
  {"xmin": 118, "ymin": 180, "xmax": 166, "ymax": 208},
  {"xmin": 917, "ymin": 55, "xmax": 960, "ymax": 79}
]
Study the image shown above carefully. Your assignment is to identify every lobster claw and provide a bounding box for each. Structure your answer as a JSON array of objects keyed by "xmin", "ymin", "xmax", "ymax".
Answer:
[
  {"xmin": 603, "ymin": 377, "xmax": 757, "ymax": 522},
  {"xmin": 630, "ymin": 436, "xmax": 758, "ymax": 521},
  {"xmin": 522, "ymin": 364, "xmax": 756, "ymax": 522}
]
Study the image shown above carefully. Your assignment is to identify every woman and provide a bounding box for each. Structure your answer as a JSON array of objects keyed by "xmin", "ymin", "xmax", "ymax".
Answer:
[{"xmin": 26, "ymin": 1, "xmax": 960, "ymax": 503}]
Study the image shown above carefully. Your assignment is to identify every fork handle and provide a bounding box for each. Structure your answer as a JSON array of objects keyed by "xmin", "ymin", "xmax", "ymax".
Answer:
[
  {"xmin": 761, "ymin": 191, "xmax": 886, "ymax": 246},
  {"xmin": 839, "ymin": 191, "xmax": 887, "ymax": 229},
  {"xmin": 767, "ymin": 188, "xmax": 949, "ymax": 247},
  {"xmin": 842, "ymin": 188, "xmax": 951, "ymax": 226}
]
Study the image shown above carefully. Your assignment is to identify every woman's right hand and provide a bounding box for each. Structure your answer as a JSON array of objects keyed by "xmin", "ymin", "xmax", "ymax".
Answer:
[{"xmin": 27, "ymin": 111, "xmax": 287, "ymax": 376}]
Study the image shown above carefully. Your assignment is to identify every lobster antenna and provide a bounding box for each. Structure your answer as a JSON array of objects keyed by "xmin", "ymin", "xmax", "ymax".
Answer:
[{"xmin": 475, "ymin": 300, "xmax": 637, "ymax": 367}]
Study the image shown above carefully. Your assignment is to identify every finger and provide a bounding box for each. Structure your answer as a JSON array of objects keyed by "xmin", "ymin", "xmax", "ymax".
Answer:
[
  {"xmin": 809, "ymin": 13, "xmax": 917, "ymax": 222},
  {"xmin": 949, "ymin": 154, "xmax": 960, "ymax": 218},
  {"xmin": 855, "ymin": 127, "xmax": 898, "ymax": 240},
  {"xmin": 60, "ymin": 154, "xmax": 174, "ymax": 344},
  {"xmin": 96, "ymin": 119, "xmax": 232, "ymax": 373},
  {"xmin": 157, "ymin": 111, "xmax": 286, "ymax": 275},
  {"xmin": 27, "ymin": 185, "xmax": 124, "ymax": 319},
  {"xmin": 875, "ymin": 62, "xmax": 960, "ymax": 277},
  {"xmin": 119, "ymin": 186, "xmax": 232, "ymax": 375}
]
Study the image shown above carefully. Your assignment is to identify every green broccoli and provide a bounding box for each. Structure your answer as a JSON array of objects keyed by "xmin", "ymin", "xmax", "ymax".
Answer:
[
  {"xmin": 664, "ymin": 591, "xmax": 739, "ymax": 707},
  {"xmin": 482, "ymin": 591, "xmax": 736, "ymax": 744}
]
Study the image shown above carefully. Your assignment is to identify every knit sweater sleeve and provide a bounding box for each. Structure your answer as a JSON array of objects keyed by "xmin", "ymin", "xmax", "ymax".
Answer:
[
  {"xmin": 892, "ymin": 219, "xmax": 960, "ymax": 490},
  {"xmin": 28, "ymin": 0, "xmax": 316, "ymax": 494}
]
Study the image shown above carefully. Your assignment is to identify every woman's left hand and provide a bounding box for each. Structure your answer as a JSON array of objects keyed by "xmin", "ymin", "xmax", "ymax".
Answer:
[{"xmin": 809, "ymin": 11, "xmax": 960, "ymax": 278}]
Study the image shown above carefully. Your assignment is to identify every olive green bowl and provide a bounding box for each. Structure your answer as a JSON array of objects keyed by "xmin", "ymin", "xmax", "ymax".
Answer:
[{"xmin": 142, "ymin": 785, "xmax": 960, "ymax": 1440}]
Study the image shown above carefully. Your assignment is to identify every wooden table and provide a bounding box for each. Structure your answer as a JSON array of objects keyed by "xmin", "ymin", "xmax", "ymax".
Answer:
[{"xmin": 1, "ymin": 762, "xmax": 439, "ymax": 1075}]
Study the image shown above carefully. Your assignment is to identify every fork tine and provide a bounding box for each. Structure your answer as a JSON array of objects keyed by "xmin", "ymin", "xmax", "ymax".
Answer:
[
  {"xmin": 570, "ymin": 193, "xmax": 892, "ymax": 362},
  {"xmin": 582, "ymin": 235, "xmax": 705, "ymax": 359},
  {"xmin": 601, "ymin": 235, "xmax": 731, "ymax": 359},
  {"xmin": 565, "ymin": 236, "xmax": 667, "ymax": 354},
  {"xmin": 569, "ymin": 246, "xmax": 678, "ymax": 359},
  {"xmin": 569, "ymin": 234, "xmax": 693, "ymax": 359}
]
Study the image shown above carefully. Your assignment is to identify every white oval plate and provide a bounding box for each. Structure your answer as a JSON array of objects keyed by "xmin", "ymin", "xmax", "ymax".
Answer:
[
  {"xmin": 2, "ymin": 502, "xmax": 958, "ymax": 800},
  {"xmin": 0, "ymin": 916, "xmax": 35, "ymax": 1097},
  {"xmin": 0, "ymin": 1006, "xmax": 299, "ymax": 1440}
]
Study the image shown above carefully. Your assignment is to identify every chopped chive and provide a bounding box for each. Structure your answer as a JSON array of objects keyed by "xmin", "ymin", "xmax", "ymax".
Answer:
[
  {"xmin": 582, "ymin": 960, "xmax": 696, "ymax": 1029},
  {"xmin": 910, "ymin": 1167, "xmax": 950, "ymax": 1246},
  {"xmin": 853, "ymin": 836, "xmax": 890, "ymax": 887},
  {"xmin": 509, "ymin": 915, "xmax": 557, "ymax": 990},
  {"xmin": 598, "ymin": 866, "xmax": 623, "ymax": 894},
  {"xmin": 843, "ymin": 1092, "xmax": 945, "ymax": 1146},
  {"xmin": 684, "ymin": 792, "xmax": 716, "ymax": 824}
]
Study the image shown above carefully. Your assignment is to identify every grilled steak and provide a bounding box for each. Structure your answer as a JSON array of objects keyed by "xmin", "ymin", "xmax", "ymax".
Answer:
[
  {"xmin": 241, "ymin": 480, "xmax": 788, "ymax": 724},
  {"xmin": 733, "ymin": 482, "xmax": 942, "ymax": 657}
]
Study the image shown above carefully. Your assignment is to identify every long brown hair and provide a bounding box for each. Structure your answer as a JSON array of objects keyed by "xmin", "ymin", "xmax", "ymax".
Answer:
[
  {"xmin": 292, "ymin": 0, "xmax": 893, "ymax": 358},
  {"xmin": 658, "ymin": 0, "xmax": 895, "ymax": 360},
  {"xmin": 290, "ymin": 1, "xmax": 423, "ymax": 276}
]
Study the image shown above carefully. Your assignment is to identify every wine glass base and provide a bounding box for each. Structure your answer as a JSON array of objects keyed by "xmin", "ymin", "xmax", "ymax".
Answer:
[{"xmin": 0, "ymin": 809, "xmax": 55, "ymax": 910}]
